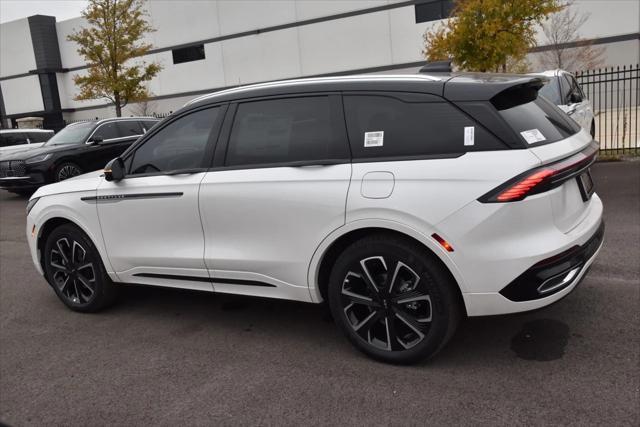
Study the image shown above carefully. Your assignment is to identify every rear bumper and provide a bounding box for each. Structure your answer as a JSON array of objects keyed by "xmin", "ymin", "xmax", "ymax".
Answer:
[{"xmin": 499, "ymin": 221, "xmax": 604, "ymax": 302}]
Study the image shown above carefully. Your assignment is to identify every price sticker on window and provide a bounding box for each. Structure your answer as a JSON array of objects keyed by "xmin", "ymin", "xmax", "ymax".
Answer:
[{"xmin": 364, "ymin": 131, "xmax": 384, "ymax": 147}]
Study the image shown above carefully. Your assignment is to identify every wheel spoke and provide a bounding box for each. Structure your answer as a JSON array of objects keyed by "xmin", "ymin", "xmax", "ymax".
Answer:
[
  {"xmin": 72, "ymin": 280, "xmax": 82, "ymax": 303},
  {"xmin": 394, "ymin": 311, "xmax": 426, "ymax": 339},
  {"xmin": 56, "ymin": 238, "xmax": 70, "ymax": 263},
  {"xmin": 359, "ymin": 256, "xmax": 387, "ymax": 295},
  {"xmin": 72, "ymin": 241, "xmax": 86, "ymax": 264},
  {"xmin": 50, "ymin": 261, "xmax": 67, "ymax": 272},
  {"xmin": 58, "ymin": 276, "xmax": 70, "ymax": 293},
  {"xmin": 386, "ymin": 315, "xmax": 401, "ymax": 351},
  {"xmin": 353, "ymin": 309, "xmax": 384, "ymax": 333},
  {"xmin": 342, "ymin": 289, "xmax": 379, "ymax": 308},
  {"xmin": 388, "ymin": 261, "xmax": 420, "ymax": 296},
  {"xmin": 76, "ymin": 275, "xmax": 95, "ymax": 296}
]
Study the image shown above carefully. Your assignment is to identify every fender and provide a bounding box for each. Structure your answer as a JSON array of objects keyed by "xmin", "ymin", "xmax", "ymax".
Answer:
[
  {"xmin": 306, "ymin": 218, "xmax": 468, "ymax": 303},
  {"xmin": 29, "ymin": 195, "xmax": 118, "ymax": 282}
]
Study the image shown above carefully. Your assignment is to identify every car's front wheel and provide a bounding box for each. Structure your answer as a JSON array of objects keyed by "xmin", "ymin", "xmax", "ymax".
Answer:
[
  {"xmin": 328, "ymin": 234, "xmax": 461, "ymax": 364},
  {"xmin": 43, "ymin": 224, "xmax": 119, "ymax": 312},
  {"xmin": 55, "ymin": 162, "xmax": 82, "ymax": 182}
]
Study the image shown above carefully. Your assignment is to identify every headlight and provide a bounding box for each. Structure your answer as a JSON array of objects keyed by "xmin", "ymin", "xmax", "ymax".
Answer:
[
  {"xmin": 26, "ymin": 197, "xmax": 40, "ymax": 215},
  {"xmin": 25, "ymin": 153, "xmax": 52, "ymax": 164}
]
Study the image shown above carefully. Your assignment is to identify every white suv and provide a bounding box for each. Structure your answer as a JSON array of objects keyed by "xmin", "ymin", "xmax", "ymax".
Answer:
[
  {"xmin": 537, "ymin": 69, "xmax": 595, "ymax": 137},
  {"xmin": 26, "ymin": 74, "xmax": 604, "ymax": 364}
]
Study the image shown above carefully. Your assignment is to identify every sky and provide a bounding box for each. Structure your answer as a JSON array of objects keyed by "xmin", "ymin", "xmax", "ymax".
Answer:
[{"xmin": 0, "ymin": 0, "xmax": 88, "ymax": 23}]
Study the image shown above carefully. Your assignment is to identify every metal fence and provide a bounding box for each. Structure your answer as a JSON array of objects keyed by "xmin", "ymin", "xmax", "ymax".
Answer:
[{"xmin": 575, "ymin": 64, "xmax": 639, "ymax": 156}]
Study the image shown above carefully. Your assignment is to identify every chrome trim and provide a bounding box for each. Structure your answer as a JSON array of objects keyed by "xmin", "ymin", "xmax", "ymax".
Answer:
[
  {"xmin": 537, "ymin": 266, "xmax": 582, "ymax": 295},
  {"xmin": 0, "ymin": 176, "xmax": 30, "ymax": 180}
]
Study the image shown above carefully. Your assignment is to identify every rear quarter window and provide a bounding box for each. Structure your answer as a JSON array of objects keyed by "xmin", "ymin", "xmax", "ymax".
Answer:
[
  {"xmin": 344, "ymin": 95, "xmax": 507, "ymax": 160},
  {"xmin": 496, "ymin": 96, "xmax": 581, "ymax": 146}
]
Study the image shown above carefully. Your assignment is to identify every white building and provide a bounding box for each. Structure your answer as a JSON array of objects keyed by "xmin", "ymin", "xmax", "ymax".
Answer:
[{"xmin": 1, "ymin": 0, "xmax": 638, "ymax": 130}]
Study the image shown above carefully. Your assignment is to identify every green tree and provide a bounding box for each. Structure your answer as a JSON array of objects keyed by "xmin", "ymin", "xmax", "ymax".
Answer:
[
  {"xmin": 423, "ymin": 0, "xmax": 563, "ymax": 72},
  {"xmin": 68, "ymin": 0, "xmax": 161, "ymax": 117}
]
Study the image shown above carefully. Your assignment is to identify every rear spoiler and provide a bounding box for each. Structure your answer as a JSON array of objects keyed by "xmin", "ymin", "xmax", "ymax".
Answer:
[{"xmin": 443, "ymin": 74, "xmax": 548, "ymax": 102}]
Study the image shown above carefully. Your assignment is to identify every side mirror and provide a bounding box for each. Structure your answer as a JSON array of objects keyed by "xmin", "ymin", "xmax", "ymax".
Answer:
[
  {"xmin": 104, "ymin": 157, "xmax": 125, "ymax": 182},
  {"xmin": 90, "ymin": 135, "xmax": 104, "ymax": 144},
  {"xmin": 569, "ymin": 93, "xmax": 582, "ymax": 104}
]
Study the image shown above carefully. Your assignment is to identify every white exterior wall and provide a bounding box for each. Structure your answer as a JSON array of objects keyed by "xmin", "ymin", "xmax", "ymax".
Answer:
[
  {"xmin": 1, "ymin": 0, "xmax": 638, "ymax": 122},
  {"xmin": 0, "ymin": 76, "xmax": 44, "ymax": 114},
  {"xmin": 0, "ymin": 18, "xmax": 36, "ymax": 77}
]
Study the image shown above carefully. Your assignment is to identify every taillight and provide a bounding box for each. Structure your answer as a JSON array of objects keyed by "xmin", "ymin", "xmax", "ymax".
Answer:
[{"xmin": 479, "ymin": 142, "xmax": 598, "ymax": 203}]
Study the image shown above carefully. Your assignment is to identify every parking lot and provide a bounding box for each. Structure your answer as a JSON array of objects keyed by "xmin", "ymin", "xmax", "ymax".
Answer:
[{"xmin": 0, "ymin": 161, "xmax": 638, "ymax": 426}]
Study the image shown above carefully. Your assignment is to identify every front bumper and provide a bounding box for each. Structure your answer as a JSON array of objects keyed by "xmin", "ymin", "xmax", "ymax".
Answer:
[{"xmin": 0, "ymin": 175, "xmax": 43, "ymax": 190}]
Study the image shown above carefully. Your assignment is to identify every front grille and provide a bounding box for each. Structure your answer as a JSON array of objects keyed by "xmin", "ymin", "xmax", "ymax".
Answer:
[{"xmin": 0, "ymin": 160, "xmax": 27, "ymax": 178}]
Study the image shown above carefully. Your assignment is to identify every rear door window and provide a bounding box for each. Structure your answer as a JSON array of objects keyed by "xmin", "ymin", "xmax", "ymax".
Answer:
[
  {"xmin": 344, "ymin": 95, "xmax": 506, "ymax": 160},
  {"xmin": 116, "ymin": 121, "xmax": 144, "ymax": 138},
  {"xmin": 93, "ymin": 122, "xmax": 120, "ymax": 141},
  {"xmin": 225, "ymin": 96, "xmax": 348, "ymax": 167},
  {"xmin": 27, "ymin": 132, "xmax": 52, "ymax": 143},
  {"xmin": 539, "ymin": 77, "xmax": 562, "ymax": 105}
]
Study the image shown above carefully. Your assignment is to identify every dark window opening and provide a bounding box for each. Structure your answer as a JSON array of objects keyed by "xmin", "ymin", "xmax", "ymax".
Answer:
[
  {"xmin": 344, "ymin": 95, "xmax": 506, "ymax": 159},
  {"xmin": 172, "ymin": 44, "xmax": 205, "ymax": 64},
  {"xmin": 226, "ymin": 97, "xmax": 348, "ymax": 167},
  {"xmin": 415, "ymin": 0, "xmax": 454, "ymax": 23}
]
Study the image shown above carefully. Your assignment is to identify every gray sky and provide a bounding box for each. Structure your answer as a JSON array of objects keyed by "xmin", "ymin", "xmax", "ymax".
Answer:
[{"xmin": 0, "ymin": 0, "xmax": 88, "ymax": 23}]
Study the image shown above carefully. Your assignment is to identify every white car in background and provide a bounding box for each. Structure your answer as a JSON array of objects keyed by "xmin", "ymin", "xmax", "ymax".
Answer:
[
  {"xmin": 537, "ymin": 70, "xmax": 595, "ymax": 137},
  {"xmin": 0, "ymin": 129, "xmax": 54, "ymax": 158}
]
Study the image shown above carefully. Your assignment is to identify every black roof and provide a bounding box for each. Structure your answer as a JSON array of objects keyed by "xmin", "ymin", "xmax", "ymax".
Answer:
[{"xmin": 183, "ymin": 73, "xmax": 547, "ymax": 112}]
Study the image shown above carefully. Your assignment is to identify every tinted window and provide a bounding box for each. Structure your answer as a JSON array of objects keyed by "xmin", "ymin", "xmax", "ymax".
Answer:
[
  {"xmin": 141, "ymin": 120, "xmax": 158, "ymax": 132},
  {"xmin": 226, "ymin": 97, "xmax": 347, "ymax": 167},
  {"xmin": 559, "ymin": 75, "xmax": 572, "ymax": 104},
  {"xmin": 28, "ymin": 132, "xmax": 53, "ymax": 143},
  {"xmin": 539, "ymin": 77, "xmax": 562, "ymax": 105},
  {"xmin": 497, "ymin": 96, "xmax": 580, "ymax": 145},
  {"xmin": 93, "ymin": 122, "xmax": 120, "ymax": 140},
  {"xmin": 344, "ymin": 95, "xmax": 505, "ymax": 159},
  {"xmin": 129, "ymin": 107, "xmax": 219, "ymax": 175},
  {"xmin": 116, "ymin": 121, "xmax": 143, "ymax": 137},
  {"xmin": 0, "ymin": 133, "xmax": 28, "ymax": 147},
  {"xmin": 172, "ymin": 44, "xmax": 205, "ymax": 64},
  {"xmin": 415, "ymin": 1, "xmax": 454, "ymax": 23}
]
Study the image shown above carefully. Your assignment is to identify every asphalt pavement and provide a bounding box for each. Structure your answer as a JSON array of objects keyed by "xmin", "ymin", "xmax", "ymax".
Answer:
[{"xmin": 1, "ymin": 161, "xmax": 638, "ymax": 426}]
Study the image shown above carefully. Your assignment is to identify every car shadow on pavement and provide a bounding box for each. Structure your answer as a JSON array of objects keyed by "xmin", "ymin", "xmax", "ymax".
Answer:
[{"xmin": 110, "ymin": 283, "xmax": 574, "ymax": 367}]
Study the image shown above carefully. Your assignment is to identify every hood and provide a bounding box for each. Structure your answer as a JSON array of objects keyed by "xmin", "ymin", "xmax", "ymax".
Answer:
[
  {"xmin": 0, "ymin": 143, "xmax": 45, "ymax": 159},
  {"xmin": 32, "ymin": 170, "xmax": 104, "ymax": 199},
  {"xmin": 0, "ymin": 143, "xmax": 82, "ymax": 161}
]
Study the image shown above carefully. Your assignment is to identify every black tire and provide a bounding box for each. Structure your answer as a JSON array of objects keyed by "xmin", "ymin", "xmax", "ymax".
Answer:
[
  {"xmin": 43, "ymin": 224, "xmax": 119, "ymax": 312},
  {"xmin": 54, "ymin": 162, "xmax": 82, "ymax": 182},
  {"xmin": 328, "ymin": 234, "xmax": 461, "ymax": 364}
]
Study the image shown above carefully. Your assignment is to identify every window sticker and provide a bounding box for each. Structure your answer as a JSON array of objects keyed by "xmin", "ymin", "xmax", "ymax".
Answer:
[
  {"xmin": 464, "ymin": 126, "xmax": 475, "ymax": 146},
  {"xmin": 520, "ymin": 129, "xmax": 546, "ymax": 144},
  {"xmin": 364, "ymin": 131, "xmax": 384, "ymax": 147}
]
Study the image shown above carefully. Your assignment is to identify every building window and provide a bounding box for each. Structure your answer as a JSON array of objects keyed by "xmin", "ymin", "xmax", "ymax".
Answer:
[
  {"xmin": 415, "ymin": 0, "xmax": 454, "ymax": 23},
  {"xmin": 172, "ymin": 44, "xmax": 205, "ymax": 64}
]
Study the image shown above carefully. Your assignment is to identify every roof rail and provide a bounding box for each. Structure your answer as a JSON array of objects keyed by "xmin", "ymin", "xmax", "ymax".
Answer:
[{"xmin": 419, "ymin": 60, "xmax": 452, "ymax": 73}]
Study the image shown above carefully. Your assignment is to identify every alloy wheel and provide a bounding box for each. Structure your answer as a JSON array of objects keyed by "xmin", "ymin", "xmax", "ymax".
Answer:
[
  {"xmin": 58, "ymin": 165, "xmax": 81, "ymax": 181},
  {"xmin": 340, "ymin": 256, "xmax": 433, "ymax": 351},
  {"xmin": 49, "ymin": 237, "xmax": 97, "ymax": 305}
]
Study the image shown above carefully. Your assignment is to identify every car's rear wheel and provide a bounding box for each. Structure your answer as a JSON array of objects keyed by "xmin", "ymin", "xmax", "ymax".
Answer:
[
  {"xmin": 43, "ymin": 224, "xmax": 118, "ymax": 312},
  {"xmin": 55, "ymin": 162, "xmax": 82, "ymax": 182},
  {"xmin": 328, "ymin": 234, "xmax": 461, "ymax": 364}
]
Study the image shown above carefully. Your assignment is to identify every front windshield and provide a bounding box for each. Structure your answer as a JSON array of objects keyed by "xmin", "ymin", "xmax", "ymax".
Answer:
[
  {"xmin": 538, "ymin": 76, "xmax": 562, "ymax": 105},
  {"xmin": 44, "ymin": 122, "xmax": 95, "ymax": 146}
]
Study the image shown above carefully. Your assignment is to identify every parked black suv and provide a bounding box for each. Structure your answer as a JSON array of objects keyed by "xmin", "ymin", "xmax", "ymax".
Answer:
[{"xmin": 0, "ymin": 117, "xmax": 159, "ymax": 195}]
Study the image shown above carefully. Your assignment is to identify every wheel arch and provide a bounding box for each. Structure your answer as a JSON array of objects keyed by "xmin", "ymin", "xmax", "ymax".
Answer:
[
  {"xmin": 35, "ymin": 212, "xmax": 114, "ymax": 280},
  {"xmin": 308, "ymin": 220, "xmax": 467, "ymax": 309}
]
